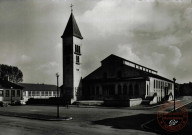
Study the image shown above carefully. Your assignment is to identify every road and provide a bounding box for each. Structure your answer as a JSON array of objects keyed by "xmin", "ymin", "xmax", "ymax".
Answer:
[
  {"xmin": 1, "ymin": 97, "xmax": 191, "ymax": 135},
  {"xmin": 0, "ymin": 105, "xmax": 158, "ymax": 135}
]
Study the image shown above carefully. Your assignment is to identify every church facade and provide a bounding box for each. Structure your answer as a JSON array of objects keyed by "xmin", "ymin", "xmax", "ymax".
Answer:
[{"xmin": 82, "ymin": 54, "xmax": 174, "ymax": 105}]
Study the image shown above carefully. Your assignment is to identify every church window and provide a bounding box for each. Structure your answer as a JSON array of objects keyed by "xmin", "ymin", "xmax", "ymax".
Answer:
[
  {"xmin": 79, "ymin": 46, "xmax": 81, "ymax": 54},
  {"xmin": 75, "ymin": 45, "xmax": 81, "ymax": 54},
  {"xmin": 75, "ymin": 45, "xmax": 77, "ymax": 53},
  {"xmin": 129, "ymin": 84, "xmax": 133, "ymax": 96},
  {"xmin": 76, "ymin": 56, "xmax": 80, "ymax": 64},
  {"xmin": 134, "ymin": 84, "xmax": 139, "ymax": 97},
  {"xmin": 147, "ymin": 84, "xmax": 149, "ymax": 95}
]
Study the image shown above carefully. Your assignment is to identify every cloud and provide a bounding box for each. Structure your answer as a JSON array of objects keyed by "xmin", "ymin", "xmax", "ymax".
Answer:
[
  {"xmin": 0, "ymin": 0, "xmax": 192, "ymax": 84},
  {"xmin": 116, "ymin": 44, "xmax": 140, "ymax": 62}
]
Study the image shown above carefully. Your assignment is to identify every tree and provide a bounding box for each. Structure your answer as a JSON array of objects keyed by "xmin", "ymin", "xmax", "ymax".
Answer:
[{"xmin": 0, "ymin": 64, "xmax": 23, "ymax": 83}]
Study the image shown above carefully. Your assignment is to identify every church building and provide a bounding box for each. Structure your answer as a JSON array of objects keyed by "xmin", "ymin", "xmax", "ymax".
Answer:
[
  {"xmin": 61, "ymin": 8, "xmax": 174, "ymax": 106},
  {"xmin": 82, "ymin": 54, "xmax": 174, "ymax": 106}
]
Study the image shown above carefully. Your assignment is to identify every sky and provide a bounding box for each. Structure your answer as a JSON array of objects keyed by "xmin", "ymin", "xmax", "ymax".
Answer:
[{"xmin": 0, "ymin": 0, "xmax": 192, "ymax": 85}]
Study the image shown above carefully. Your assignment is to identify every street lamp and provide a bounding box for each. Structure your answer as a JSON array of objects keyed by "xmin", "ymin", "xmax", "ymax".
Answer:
[
  {"xmin": 161, "ymin": 86, "xmax": 162, "ymax": 101},
  {"xmin": 56, "ymin": 73, "xmax": 59, "ymax": 118},
  {"xmin": 173, "ymin": 77, "xmax": 176, "ymax": 112},
  {"xmin": 10, "ymin": 87, "xmax": 13, "ymax": 105}
]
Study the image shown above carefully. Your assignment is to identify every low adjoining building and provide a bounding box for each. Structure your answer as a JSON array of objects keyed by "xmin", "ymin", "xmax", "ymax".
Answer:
[
  {"xmin": 19, "ymin": 83, "xmax": 60, "ymax": 102},
  {"xmin": 0, "ymin": 78, "xmax": 24, "ymax": 103},
  {"xmin": 82, "ymin": 54, "xmax": 174, "ymax": 106}
]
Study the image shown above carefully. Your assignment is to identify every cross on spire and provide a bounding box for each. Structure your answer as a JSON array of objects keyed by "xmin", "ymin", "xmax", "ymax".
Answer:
[{"xmin": 70, "ymin": 4, "xmax": 74, "ymax": 13}]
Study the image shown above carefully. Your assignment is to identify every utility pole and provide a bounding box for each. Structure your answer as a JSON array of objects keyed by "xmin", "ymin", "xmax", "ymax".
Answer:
[
  {"xmin": 56, "ymin": 73, "xmax": 59, "ymax": 118},
  {"xmin": 173, "ymin": 77, "xmax": 176, "ymax": 112},
  {"xmin": 10, "ymin": 87, "xmax": 13, "ymax": 105}
]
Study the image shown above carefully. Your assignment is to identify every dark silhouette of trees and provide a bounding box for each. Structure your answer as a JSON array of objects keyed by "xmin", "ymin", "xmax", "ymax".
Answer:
[{"xmin": 0, "ymin": 64, "xmax": 23, "ymax": 83}]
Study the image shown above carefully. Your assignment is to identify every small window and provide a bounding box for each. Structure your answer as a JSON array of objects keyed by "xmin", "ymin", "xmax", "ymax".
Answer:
[
  {"xmin": 17, "ymin": 90, "xmax": 20, "ymax": 97},
  {"xmin": 28, "ymin": 91, "xmax": 31, "ymax": 96},
  {"xmin": 41, "ymin": 91, "xmax": 44, "ymax": 96},
  {"xmin": 23, "ymin": 91, "xmax": 26, "ymax": 96},
  {"xmin": 32, "ymin": 91, "xmax": 35, "ymax": 96},
  {"xmin": 75, "ymin": 45, "xmax": 81, "ymax": 54},
  {"xmin": 78, "ymin": 46, "xmax": 81, "ymax": 54},
  {"xmin": 49, "ymin": 91, "xmax": 52, "ymax": 96},
  {"xmin": 12, "ymin": 90, "xmax": 15, "ymax": 97},
  {"xmin": 76, "ymin": 55, "xmax": 79, "ymax": 63},
  {"xmin": 0, "ymin": 91, "xmax": 3, "ymax": 96},
  {"xmin": 6, "ymin": 90, "xmax": 9, "ymax": 97},
  {"xmin": 36, "ymin": 91, "xmax": 40, "ymax": 96},
  {"xmin": 75, "ymin": 45, "xmax": 77, "ymax": 53},
  {"xmin": 45, "ymin": 91, "xmax": 48, "ymax": 96},
  {"xmin": 53, "ymin": 91, "xmax": 57, "ymax": 96}
]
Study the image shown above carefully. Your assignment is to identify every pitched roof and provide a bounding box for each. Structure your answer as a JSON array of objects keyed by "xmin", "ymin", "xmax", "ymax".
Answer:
[
  {"xmin": 0, "ymin": 78, "xmax": 24, "ymax": 89},
  {"xmin": 18, "ymin": 83, "xmax": 59, "ymax": 91},
  {"xmin": 61, "ymin": 13, "xmax": 83, "ymax": 39},
  {"xmin": 83, "ymin": 54, "xmax": 173, "ymax": 83},
  {"xmin": 101, "ymin": 54, "xmax": 157, "ymax": 74}
]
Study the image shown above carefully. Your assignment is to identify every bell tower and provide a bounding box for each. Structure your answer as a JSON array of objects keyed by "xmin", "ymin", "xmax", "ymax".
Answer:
[{"xmin": 61, "ymin": 7, "xmax": 83, "ymax": 104}]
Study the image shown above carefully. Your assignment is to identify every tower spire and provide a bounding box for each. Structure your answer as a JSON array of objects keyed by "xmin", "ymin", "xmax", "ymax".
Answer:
[{"xmin": 70, "ymin": 4, "xmax": 74, "ymax": 13}]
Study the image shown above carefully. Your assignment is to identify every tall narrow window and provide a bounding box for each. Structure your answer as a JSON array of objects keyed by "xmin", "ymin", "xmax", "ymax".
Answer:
[
  {"xmin": 154, "ymin": 80, "xmax": 155, "ymax": 88},
  {"xmin": 76, "ymin": 55, "xmax": 79, "ymax": 64},
  {"xmin": 17, "ymin": 90, "xmax": 20, "ymax": 97},
  {"xmin": 123, "ymin": 84, "xmax": 127, "ymax": 95},
  {"xmin": 0, "ymin": 91, "xmax": 3, "ymax": 96},
  {"xmin": 6, "ymin": 90, "xmax": 9, "ymax": 97},
  {"xmin": 75, "ymin": 45, "xmax": 77, "ymax": 53},
  {"xmin": 129, "ymin": 84, "xmax": 133, "ymax": 96},
  {"xmin": 12, "ymin": 90, "xmax": 15, "ymax": 97},
  {"xmin": 78, "ymin": 46, "xmax": 81, "ymax": 54},
  {"xmin": 134, "ymin": 84, "xmax": 139, "ymax": 97}
]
